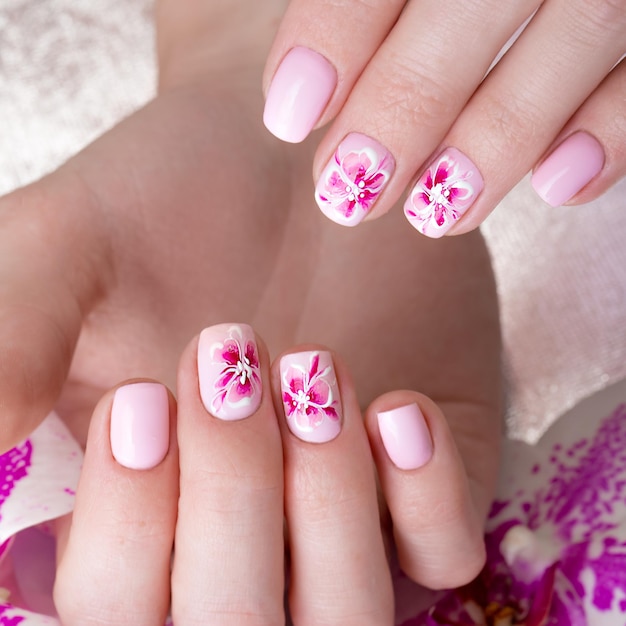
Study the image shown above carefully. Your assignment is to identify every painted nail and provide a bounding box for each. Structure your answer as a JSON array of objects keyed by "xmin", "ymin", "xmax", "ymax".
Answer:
[
  {"xmin": 263, "ymin": 47, "xmax": 337, "ymax": 143},
  {"xmin": 198, "ymin": 323, "xmax": 262, "ymax": 421},
  {"xmin": 315, "ymin": 133, "xmax": 395, "ymax": 226},
  {"xmin": 280, "ymin": 350, "xmax": 342, "ymax": 443},
  {"xmin": 404, "ymin": 148, "xmax": 484, "ymax": 238},
  {"xmin": 110, "ymin": 382, "xmax": 170, "ymax": 470},
  {"xmin": 531, "ymin": 132, "xmax": 604, "ymax": 207},
  {"xmin": 377, "ymin": 403, "xmax": 433, "ymax": 470}
]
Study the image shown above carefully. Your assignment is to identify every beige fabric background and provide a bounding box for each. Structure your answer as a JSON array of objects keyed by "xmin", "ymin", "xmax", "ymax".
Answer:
[{"xmin": 1, "ymin": 0, "xmax": 624, "ymax": 444}]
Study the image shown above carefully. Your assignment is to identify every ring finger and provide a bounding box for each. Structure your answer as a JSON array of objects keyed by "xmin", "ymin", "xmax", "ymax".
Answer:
[{"xmin": 272, "ymin": 347, "xmax": 393, "ymax": 626}]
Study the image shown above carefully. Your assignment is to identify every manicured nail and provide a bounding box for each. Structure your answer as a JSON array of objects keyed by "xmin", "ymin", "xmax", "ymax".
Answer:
[
  {"xmin": 263, "ymin": 47, "xmax": 337, "ymax": 143},
  {"xmin": 404, "ymin": 148, "xmax": 484, "ymax": 238},
  {"xmin": 531, "ymin": 131, "xmax": 604, "ymax": 207},
  {"xmin": 198, "ymin": 323, "xmax": 262, "ymax": 421},
  {"xmin": 110, "ymin": 382, "xmax": 170, "ymax": 470},
  {"xmin": 315, "ymin": 133, "xmax": 395, "ymax": 226},
  {"xmin": 280, "ymin": 351, "xmax": 342, "ymax": 443},
  {"xmin": 377, "ymin": 403, "xmax": 433, "ymax": 470}
]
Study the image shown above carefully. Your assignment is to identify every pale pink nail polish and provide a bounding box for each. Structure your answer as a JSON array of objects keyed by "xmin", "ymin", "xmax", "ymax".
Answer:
[
  {"xmin": 198, "ymin": 323, "xmax": 262, "ymax": 421},
  {"xmin": 377, "ymin": 403, "xmax": 433, "ymax": 470},
  {"xmin": 531, "ymin": 132, "xmax": 604, "ymax": 207},
  {"xmin": 110, "ymin": 382, "xmax": 170, "ymax": 470},
  {"xmin": 263, "ymin": 47, "xmax": 337, "ymax": 143},
  {"xmin": 315, "ymin": 133, "xmax": 395, "ymax": 226},
  {"xmin": 280, "ymin": 351, "xmax": 342, "ymax": 443},
  {"xmin": 404, "ymin": 148, "xmax": 484, "ymax": 238}
]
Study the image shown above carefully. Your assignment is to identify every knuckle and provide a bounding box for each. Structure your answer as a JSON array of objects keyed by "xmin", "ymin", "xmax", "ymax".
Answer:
[
  {"xmin": 374, "ymin": 53, "xmax": 458, "ymax": 141},
  {"xmin": 477, "ymin": 89, "xmax": 544, "ymax": 172},
  {"xmin": 567, "ymin": 0, "xmax": 626, "ymax": 42},
  {"xmin": 399, "ymin": 535, "xmax": 486, "ymax": 590},
  {"xmin": 173, "ymin": 605, "xmax": 282, "ymax": 626}
]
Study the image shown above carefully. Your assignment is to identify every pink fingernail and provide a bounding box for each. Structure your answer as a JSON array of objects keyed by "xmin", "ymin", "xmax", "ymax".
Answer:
[
  {"xmin": 404, "ymin": 148, "xmax": 484, "ymax": 238},
  {"xmin": 198, "ymin": 323, "xmax": 262, "ymax": 421},
  {"xmin": 315, "ymin": 133, "xmax": 395, "ymax": 226},
  {"xmin": 280, "ymin": 351, "xmax": 342, "ymax": 443},
  {"xmin": 263, "ymin": 47, "xmax": 337, "ymax": 143},
  {"xmin": 110, "ymin": 382, "xmax": 170, "ymax": 470},
  {"xmin": 531, "ymin": 131, "xmax": 604, "ymax": 207},
  {"xmin": 377, "ymin": 403, "xmax": 433, "ymax": 470}
]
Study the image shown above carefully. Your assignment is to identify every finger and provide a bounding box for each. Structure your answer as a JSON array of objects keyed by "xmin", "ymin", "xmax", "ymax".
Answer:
[
  {"xmin": 531, "ymin": 57, "xmax": 626, "ymax": 207},
  {"xmin": 54, "ymin": 380, "xmax": 177, "ymax": 625},
  {"xmin": 262, "ymin": 0, "xmax": 405, "ymax": 143},
  {"xmin": 310, "ymin": 0, "xmax": 539, "ymax": 226},
  {"xmin": 0, "ymin": 170, "xmax": 111, "ymax": 450},
  {"xmin": 365, "ymin": 391, "xmax": 490, "ymax": 590},
  {"xmin": 405, "ymin": 0, "xmax": 626, "ymax": 236},
  {"xmin": 171, "ymin": 323, "xmax": 285, "ymax": 625},
  {"xmin": 273, "ymin": 347, "xmax": 394, "ymax": 626}
]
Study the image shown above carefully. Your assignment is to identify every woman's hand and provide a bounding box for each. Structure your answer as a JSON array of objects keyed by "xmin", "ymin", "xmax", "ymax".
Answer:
[
  {"xmin": 263, "ymin": 0, "xmax": 626, "ymax": 235},
  {"xmin": 54, "ymin": 324, "xmax": 495, "ymax": 625}
]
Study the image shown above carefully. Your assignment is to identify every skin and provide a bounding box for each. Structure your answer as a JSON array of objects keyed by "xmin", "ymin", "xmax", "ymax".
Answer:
[
  {"xmin": 264, "ymin": 0, "xmax": 626, "ymax": 232},
  {"xmin": 0, "ymin": 1, "xmax": 502, "ymax": 622}
]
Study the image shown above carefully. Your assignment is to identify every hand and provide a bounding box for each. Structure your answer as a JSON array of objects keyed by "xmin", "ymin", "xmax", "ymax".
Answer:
[
  {"xmin": 262, "ymin": 0, "xmax": 626, "ymax": 235},
  {"xmin": 1, "ymin": 0, "xmax": 502, "ymax": 604},
  {"xmin": 55, "ymin": 324, "xmax": 494, "ymax": 625}
]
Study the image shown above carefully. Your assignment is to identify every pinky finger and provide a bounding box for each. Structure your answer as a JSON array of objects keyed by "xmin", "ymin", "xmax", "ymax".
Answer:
[
  {"xmin": 365, "ymin": 391, "xmax": 486, "ymax": 590},
  {"xmin": 54, "ymin": 382, "xmax": 178, "ymax": 626},
  {"xmin": 531, "ymin": 57, "xmax": 626, "ymax": 207}
]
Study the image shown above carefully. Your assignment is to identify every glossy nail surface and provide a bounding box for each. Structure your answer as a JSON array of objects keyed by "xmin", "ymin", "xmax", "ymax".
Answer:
[
  {"xmin": 315, "ymin": 133, "xmax": 395, "ymax": 226},
  {"xmin": 263, "ymin": 47, "xmax": 337, "ymax": 143},
  {"xmin": 377, "ymin": 403, "xmax": 433, "ymax": 470},
  {"xmin": 198, "ymin": 324, "xmax": 262, "ymax": 421},
  {"xmin": 280, "ymin": 351, "xmax": 342, "ymax": 443},
  {"xmin": 531, "ymin": 132, "xmax": 604, "ymax": 207},
  {"xmin": 404, "ymin": 148, "xmax": 484, "ymax": 238},
  {"xmin": 110, "ymin": 382, "xmax": 170, "ymax": 470}
]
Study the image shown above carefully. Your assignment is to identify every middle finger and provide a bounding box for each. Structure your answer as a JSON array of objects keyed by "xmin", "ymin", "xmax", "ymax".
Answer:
[{"xmin": 172, "ymin": 324, "xmax": 285, "ymax": 625}]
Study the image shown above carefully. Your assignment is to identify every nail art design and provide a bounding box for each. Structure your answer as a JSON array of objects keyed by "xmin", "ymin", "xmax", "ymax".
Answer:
[
  {"xmin": 280, "ymin": 351, "xmax": 341, "ymax": 443},
  {"xmin": 404, "ymin": 148, "xmax": 483, "ymax": 238},
  {"xmin": 315, "ymin": 133, "xmax": 395, "ymax": 226},
  {"xmin": 198, "ymin": 324, "xmax": 262, "ymax": 421}
]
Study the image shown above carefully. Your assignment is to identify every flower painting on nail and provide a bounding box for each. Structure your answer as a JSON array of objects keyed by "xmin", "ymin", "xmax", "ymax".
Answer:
[
  {"xmin": 282, "ymin": 352, "xmax": 339, "ymax": 432},
  {"xmin": 316, "ymin": 133, "xmax": 394, "ymax": 227},
  {"xmin": 209, "ymin": 326, "xmax": 261, "ymax": 416},
  {"xmin": 405, "ymin": 148, "xmax": 482, "ymax": 238}
]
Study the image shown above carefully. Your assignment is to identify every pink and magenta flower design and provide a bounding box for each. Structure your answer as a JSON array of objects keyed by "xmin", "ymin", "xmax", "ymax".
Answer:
[
  {"xmin": 404, "ymin": 148, "xmax": 483, "ymax": 238},
  {"xmin": 315, "ymin": 133, "xmax": 395, "ymax": 227},
  {"xmin": 281, "ymin": 351, "xmax": 341, "ymax": 443},
  {"xmin": 199, "ymin": 324, "xmax": 262, "ymax": 421}
]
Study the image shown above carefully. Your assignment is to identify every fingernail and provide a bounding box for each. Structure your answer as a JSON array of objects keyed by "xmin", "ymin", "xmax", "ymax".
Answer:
[
  {"xmin": 263, "ymin": 47, "xmax": 337, "ymax": 143},
  {"xmin": 280, "ymin": 350, "xmax": 342, "ymax": 443},
  {"xmin": 404, "ymin": 148, "xmax": 484, "ymax": 238},
  {"xmin": 377, "ymin": 403, "xmax": 433, "ymax": 470},
  {"xmin": 110, "ymin": 382, "xmax": 170, "ymax": 470},
  {"xmin": 531, "ymin": 131, "xmax": 604, "ymax": 207},
  {"xmin": 315, "ymin": 132, "xmax": 395, "ymax": 226},
  {"xmin": 198, "ymin": 323, "xmax": 262, "ymax": 420}
]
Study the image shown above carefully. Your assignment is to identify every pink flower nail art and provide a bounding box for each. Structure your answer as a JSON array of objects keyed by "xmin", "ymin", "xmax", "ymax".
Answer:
[
  {"xmin": 198, "ymin": 324, "xmax": 262, "ymax": 421},
  {"xmin": 404, "ymin": 148, "xmax": 483, "ymax": 238},
  {"xmin": 315, "ymin": 133, "xmax": 395, "ymax": 227},
  {"xmin": 280, "ymin": 351, "xmax": 342, "ymax": 443}
]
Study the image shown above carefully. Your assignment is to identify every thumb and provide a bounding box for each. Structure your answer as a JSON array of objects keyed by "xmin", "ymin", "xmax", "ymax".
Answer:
[{"xmin": 0, "ymin": 168, "xmax": 110, "ymax": 451}]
